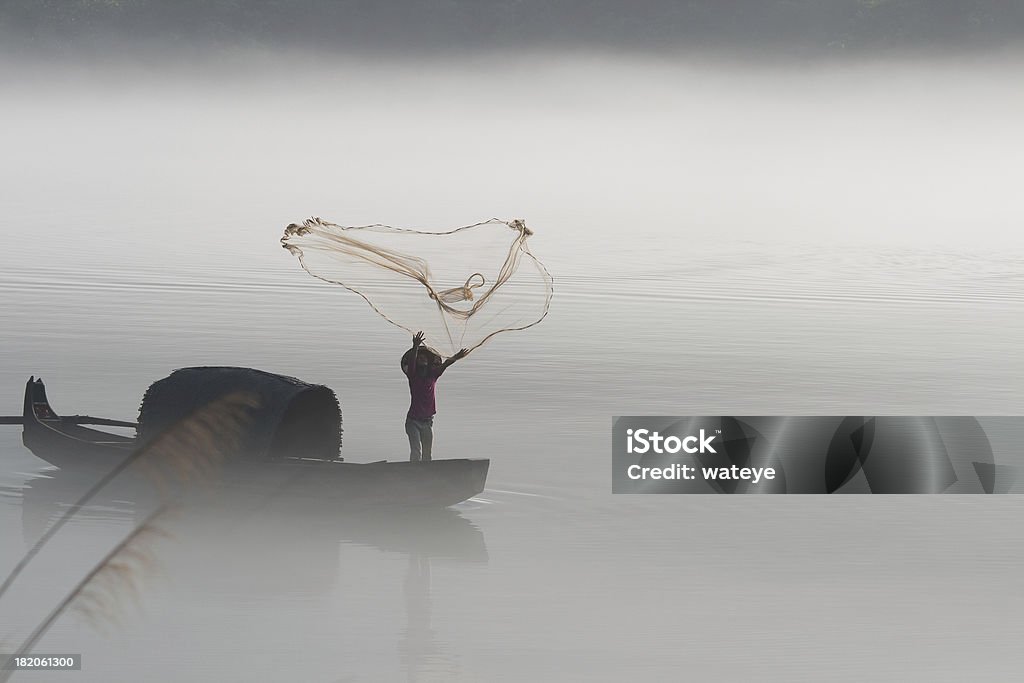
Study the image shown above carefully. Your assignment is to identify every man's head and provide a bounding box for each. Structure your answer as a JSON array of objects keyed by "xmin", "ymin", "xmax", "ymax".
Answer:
[
  {"xmin": 418, "ymin": 347, "xmax": 443, "ymax": 369},
  {"xmin": 402, "ymin": 346, "xmax": 443, "ymax": 375}
]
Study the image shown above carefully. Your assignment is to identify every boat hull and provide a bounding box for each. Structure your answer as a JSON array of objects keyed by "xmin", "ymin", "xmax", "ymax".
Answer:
[{"xmin": 216, "ymin": 458, "xmax": 490, "ymax": 509}]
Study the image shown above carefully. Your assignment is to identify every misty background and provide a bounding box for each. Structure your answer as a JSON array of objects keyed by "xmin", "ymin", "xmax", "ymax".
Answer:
[{"xmin": 1, "ymin": 1, "xmax": 1023, "ymax": 681}]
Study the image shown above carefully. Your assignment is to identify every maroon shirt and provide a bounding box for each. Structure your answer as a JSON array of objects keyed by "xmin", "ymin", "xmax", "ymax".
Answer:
[{"xmin": 404, "ymin": 364, "xmax": 445, "ymax": 420}]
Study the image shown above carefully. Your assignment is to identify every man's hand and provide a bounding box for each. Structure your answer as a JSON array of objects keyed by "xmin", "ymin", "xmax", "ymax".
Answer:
[{"xmin": 413, "ymin": 331, "xmax": 425, "ymax": 347}]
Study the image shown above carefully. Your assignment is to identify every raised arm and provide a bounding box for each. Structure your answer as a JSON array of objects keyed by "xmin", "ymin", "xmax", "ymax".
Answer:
[
  {"xmin": 406, "ymin": 331, "xmax": 425, "ymax": 374},
  {"xmin": 441, "ymin": 348, "xmax": 469, "ymax": 371}
]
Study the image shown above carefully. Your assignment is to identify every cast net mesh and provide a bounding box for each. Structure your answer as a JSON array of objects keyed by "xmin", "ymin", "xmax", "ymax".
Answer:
[{"xmin": 281, "ymin": 218, "xmax": 552, "ymax": 357}]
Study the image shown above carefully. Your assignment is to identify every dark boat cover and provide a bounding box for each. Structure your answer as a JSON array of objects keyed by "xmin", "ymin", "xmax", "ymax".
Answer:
[{"xmin": 137, "ymin": 367, "xmax": 342, "ymax": 461}]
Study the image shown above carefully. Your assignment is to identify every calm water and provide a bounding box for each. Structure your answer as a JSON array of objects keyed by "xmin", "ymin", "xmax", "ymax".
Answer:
[{"xmin": 1, "ymin": 59, "xmax": 1024, "ymax": 681}]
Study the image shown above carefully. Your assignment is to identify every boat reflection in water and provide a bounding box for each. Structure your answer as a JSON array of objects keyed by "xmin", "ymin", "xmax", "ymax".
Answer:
[{"xmin": 13, "ymin": 460, "xmax": 488, "ymax": 681}]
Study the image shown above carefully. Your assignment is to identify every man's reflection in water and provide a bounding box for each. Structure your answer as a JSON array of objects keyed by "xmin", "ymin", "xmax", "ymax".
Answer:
[
  {"xmin": 393, "ymin": 507, "xmax": 490, "ymax": 682},
  {"xmin": 400, "ymin": 552, "xmax": 436, "ymax": 682}
]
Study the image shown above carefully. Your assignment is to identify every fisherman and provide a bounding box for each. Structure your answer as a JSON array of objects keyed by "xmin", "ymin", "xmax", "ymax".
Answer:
[{"xmin": 401, "ymin": 331, "xmax": 468, "ymax": 462}]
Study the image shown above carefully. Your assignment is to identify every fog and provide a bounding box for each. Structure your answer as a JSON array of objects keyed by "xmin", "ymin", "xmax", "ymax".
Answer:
[
  {"xmin": 2, "ymin": 51, "xmax": 1023, "ymax": 681},
  {"xmin": 2, "ymin": 55, "xmax": 1023, "ymax": 278}
]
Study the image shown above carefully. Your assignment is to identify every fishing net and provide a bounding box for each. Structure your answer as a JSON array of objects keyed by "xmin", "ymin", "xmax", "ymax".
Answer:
[{"xmin": 281, "ymin": 218, "xmax": 553, "ymax": 357}]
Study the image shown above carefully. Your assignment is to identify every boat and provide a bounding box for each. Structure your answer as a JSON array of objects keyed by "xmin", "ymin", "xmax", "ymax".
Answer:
[
  {"xmin": 20, "ymin": 376, "xmax": 136, "ymax": 467},
  {"xmin": 10, "ymin": 371, "xmax": 489, "ymax": 508}
]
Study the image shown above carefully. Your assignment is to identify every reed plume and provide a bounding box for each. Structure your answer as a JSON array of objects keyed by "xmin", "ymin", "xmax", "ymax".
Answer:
[
  {"xmin": 134, "ymin": 391, "xmax": 261, "ymax": 493},
  {"xmin": 0, "ymin": 391, "xmax": 260, "ymax": 603},
  {"xmin": 71, "ymin": 511, "xmax": 174, "ymax": 632},
  {"xmin": 0, "ymin": 506, "xmax": 170, "ymax": 683}
]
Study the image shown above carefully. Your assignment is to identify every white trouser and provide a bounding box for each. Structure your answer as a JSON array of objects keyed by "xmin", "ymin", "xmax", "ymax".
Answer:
[{"xmin": 405, "ymin": 416, "xmax": 434, "ymax": 462}]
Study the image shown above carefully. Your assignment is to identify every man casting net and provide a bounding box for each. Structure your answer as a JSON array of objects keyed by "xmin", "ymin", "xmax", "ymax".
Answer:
[{"xmin": 281, "ymin": 217, "xmax": 552, "ymax": 357}]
